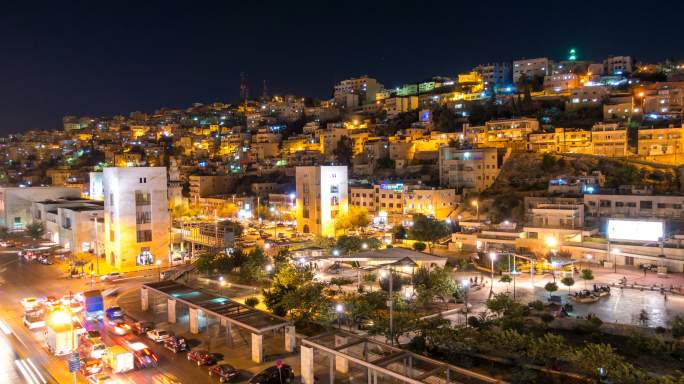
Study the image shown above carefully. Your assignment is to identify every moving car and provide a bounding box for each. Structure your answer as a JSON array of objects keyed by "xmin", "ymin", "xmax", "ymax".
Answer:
[
  {"xmin": 187, "ymin": 349, "xmax": 216, "ymax": 366},
  {"xmin": 209, "ymin": 363, "xmax": 239, "ymax": 383},
  {"xmin": 131, "ymin": 321, "xmax": 154, "ymax": 335},
  {"xmin": 21, "ymin": 297, "xmax": 41, "ymax": 311},
  {"xmin": 112, "ymin": 321, "xmax": 132, "ymax": 335},
  {"xmin": 133, "ymin": 347, "xmax": 159, "ymax": 369},
  {"xmin": 80, "ymin": 358, "xmax": 104, "ymax": 376},
  {"xmin": 87, "ymin": 373, "xmax": 116, "ymax": 384},
  {"xmin": 105, "ymin": 306, "xmax": 124, "ymax": 321},
  {"xmin": 146, "ymin": 329, "xmax": 171, "ymax": 343},
  {"xmin": 100, "ymin": 272, "xmax": 123, "ymax": 281},
  {"xmin": 23, "ymin": 308, "xmax": 46, "ymax": 329},
  {"xmin": 164, "ymin": 336, "xmax": 188, "ymax": 353},
  {"xmin": 248, "ymin": 364, "xmax": 294, "ymax": 384}
]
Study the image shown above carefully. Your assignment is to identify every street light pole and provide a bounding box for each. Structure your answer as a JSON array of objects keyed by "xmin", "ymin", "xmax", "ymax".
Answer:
[
  {"xmin": 461, "ymin": 279, "xmax": 469, "ymax": 327},
  {"xmin": 488, "ymin": 251, "xmax": 497, "ymax": 299}
]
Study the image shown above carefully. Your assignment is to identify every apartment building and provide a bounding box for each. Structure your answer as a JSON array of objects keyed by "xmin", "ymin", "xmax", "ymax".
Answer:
[
  {"xmin": 350, "ymin": 182, "xmax": 459, "ymax": 222},
  {"xmin": 591, "ymin": 123, "xmax": 627, "ymax": 157},
  {"xmin": 527, "ymin": 128, "xmax": 592, "ymax": 154},
  {"xmin": 383, "ymin": 96, "xmax": 419, "ymax": 117},
  {"xmin": 603, "ymin": 56, "xmax": 633, "ymax": 74},
  {"xmin": 584, "ymin": 194, "xmax": 684, "ymax": 219},
  {"xmin": 472, "ymin": 63, "xmax": 512, "ymax": 90},
  {"xmin": 642, "ymin": 83, "xmax": 684, "ymax": 119},
  {"xmin": 543, "ymin": 73, "xmax": 580, "ymax": 92},
  {"xmin": 104, "ymin": 167, "xmax": 170, "ymax": 270},
  {"xmin": 637, "ymin": 126, "xmax": 684, "ymax": 157},
  {"xmin": 438, "ymin": 147, "xmax": 500, "ymax": 192},
  {"xmin": 0, "ymin": 186, "xmax": 81, "ymax": 230},
  {"xmin": 513, "ymin": 57, "xmax": 551, "ymax": 82},
  {"xmin": 189, "ymin": 175, "xmax": 234, "ymax": 205},
  {"xmin": 464, "ymin": 118, "xmax": 540, "ymax": 150},
  {"xmin": 333, "ymin": 76, "xmax": 384, "ymax": 107},
  {"xmin": 295, "ymin": 166, "xmax": 348, "ymax": 237},
  {"xmin": 568, "ymin": 86, "xmax": 609, "ymax": 109}
]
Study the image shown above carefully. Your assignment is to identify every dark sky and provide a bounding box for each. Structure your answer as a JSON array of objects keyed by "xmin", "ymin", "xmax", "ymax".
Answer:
[{"xmin": 1, "ymin": 0, "xmax": 683, "ymax": 134}]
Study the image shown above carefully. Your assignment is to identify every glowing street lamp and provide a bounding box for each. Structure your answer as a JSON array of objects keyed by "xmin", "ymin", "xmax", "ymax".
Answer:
[
  {"xmin": 335, "ymin": 303, "xmax": 345, "ymax": 328},
  {"xmin": 545, "ymin": 236, "xmax": 558, "ymax": 248},
  {"xmin": 361, "ymin": 243, "xmax": 368, "ymax": 250},
  {"xmin": 332, "ymin": 249, "xmax": 340, "ymax": 256},
  {"xmin": 488, "ymin": 251, "xmax": 497, "ymax": 298},
  {"xmin": 266, "ymin": 264, "xmax": 273, "ymax": 273}
]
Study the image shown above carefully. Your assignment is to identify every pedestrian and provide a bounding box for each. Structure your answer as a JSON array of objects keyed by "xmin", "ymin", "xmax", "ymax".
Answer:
[{"xmin": 664, "ymin": 294, "xmax": 668, "ymax": 301}]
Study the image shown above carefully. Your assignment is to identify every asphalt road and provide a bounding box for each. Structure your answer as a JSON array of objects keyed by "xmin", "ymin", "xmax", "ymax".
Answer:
[{"xmin": 0, "ymin": 247, "xmax": 243, "ymax": 384}]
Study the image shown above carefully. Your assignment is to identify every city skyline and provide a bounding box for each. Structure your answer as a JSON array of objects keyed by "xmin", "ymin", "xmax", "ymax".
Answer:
[{"xmin": 1, "ymin": 0, "xmax": 684, "ymax": 133}]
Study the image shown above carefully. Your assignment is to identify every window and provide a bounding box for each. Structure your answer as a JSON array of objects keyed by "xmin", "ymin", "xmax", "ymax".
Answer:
[
  {"xmin": 62, "ymin": 217, "xmax": 71, "ymax": 229},
  {"xmin": 139, "ymin": 177, "xmax": 147, "ymax": 183},
  {"xmin": 302, "ymin": 209, "xmax": 309, "ymax": 219},
  {"xmin": 136, "ymin": 211, "xmax": 151, "ymax": 224},
  {"xmin": 135, "ymin": 190, "xmax": 151, "ymax": 206},
  {"xmin": 640, "ymin": 201, "xmax": 653, "ymax": 210},
  {"xmin": 657, "ymin": 203, "xmax": 667, "ymax": 209},
  {"xmin": 675, "ymin": 204, "xmax": 682, "ymax": 209},
  {"xmin": 330, "ymin": 185, "xmax": 339, "ymax": 194},
  {"xmin": 136, "ymin": 230, "xmax": 152, "ymax": 242},
  {"xmin": 615, "ymin": 202, "xmax": 624, "ymax": 207},
  {"xmin": 627, "ymin": 202, "xmax": 636, "ymax": 207},
  {"xmin": 110, "ymin": 230, "xmax": 115, "ymax": 241}
]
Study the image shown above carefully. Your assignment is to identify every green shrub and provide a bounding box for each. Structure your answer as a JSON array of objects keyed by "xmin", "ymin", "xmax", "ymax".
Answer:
[
  {"xmin": 413, "ymin": 242, "xmax": 427, "ymax": 252},
  {"xmin": 244, "ymin": 297, "xmax": 259, "ymax": 307}
]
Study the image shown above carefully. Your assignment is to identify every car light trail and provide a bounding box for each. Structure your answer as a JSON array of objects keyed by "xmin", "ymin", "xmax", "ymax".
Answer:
[
  {"xmin": 15, "ymin": 359, "xmax": 37, "ymax": 384},
  {"xmin": 26, "ymin": 359, "xmax": 47, "ymax": 384}
]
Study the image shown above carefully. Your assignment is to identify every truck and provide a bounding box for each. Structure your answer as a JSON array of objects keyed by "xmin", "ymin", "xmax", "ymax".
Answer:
[
  {"xmin": 105, "ymin": 345, "xmax": 134, "ymax": 373},
  {"xmin": 84, "ymin": 290, "xmax": 104, "ymax": 321},
  {"xmin": 45, "ymin": 323, "xmax": 78, "ymax": 356}
]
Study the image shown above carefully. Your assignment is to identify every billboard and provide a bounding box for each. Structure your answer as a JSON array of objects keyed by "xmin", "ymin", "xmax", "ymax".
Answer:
[{"xmin": 607, "ymin": 219, "xmax": 663, "ymax": 242}]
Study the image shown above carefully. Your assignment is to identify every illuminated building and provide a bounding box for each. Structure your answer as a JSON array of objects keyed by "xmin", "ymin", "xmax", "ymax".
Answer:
[
  {"xmin": 637, "ymin": 126, "xmax": 684, "ymax": 161},
  {"xmin": 472, "ymin": 63, "xmax": 511, "ymax": 90},
  {"xmin": 527, "ymin": 128, "xmax": 592, "ymax": 154},
  {"xmin": 603, "ymin": 56, "xmax": 633, "ymax": 75},
  {"xmin": 89, "ymin": 172, "xmax": 104, "ymax": 200},
  {"xmin": 350, "ymin": 182, "xmax": 458, "ymax": 223},
  {"xmin": 591, "ymin": 123, "xmax": 627, "ymax": 157},
  {"xmin": 438, "ymin": 147, "xmax": 500, "ymax": 192},
  {"xmin": 464, "ymin": 118, "xmax": 540, "ymax": 150},
  {"xmin": 584, "ymin": 193, "xmax": 684, "ymax": 219},
  {"xmin": 567, "ymin": 86, "xmax": 609, "ymax": 109},
  {"xmin": 189, "ymin": 175, "xmax": 234, "ymax": 206},
  {"xmin": 295, "ymin": 166, "xmax": 348, "ymax": 237},
  {"xmin": 513, "ymin": 57, "xmax": 551, "ymax": 82},
  {"xmin": 383, "ymin": 96, "xmax": 419, "ymax": 117},
  {"xmin": 543, "ymin": 73, "xmax": 580, "ymax": 92},
  {"xmin": 104, "ymin": 167, "xmax": 170, "ymax": 270},
  {"xmin": 333, "ymin": 76, "xmax": 383, "ymax": 107},
  {"xmin": 457, "ymin": 71, "xmax": 484, "ymax": 93},
  {"xmin": 641, "ymin": 82, "xmax": 684, "ymax": 119},
  {"xmin": 0, "ymin": 186, "xmax": 81, "ymax": 230}
]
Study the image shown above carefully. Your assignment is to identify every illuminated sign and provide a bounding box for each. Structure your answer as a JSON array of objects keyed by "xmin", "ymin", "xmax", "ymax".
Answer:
[
  {"xmin": 380, "ymin": 183, "xmax": 404, "ymax": 191},
  {"xmin": 607, "ymin": 219, "xmax": 663, "ymax": 242}
]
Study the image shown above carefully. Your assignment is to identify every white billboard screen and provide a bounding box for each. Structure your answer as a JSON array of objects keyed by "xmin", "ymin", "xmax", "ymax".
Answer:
[{"xmin": 607, "ymin": 219, "xmax": 663, "ymax": 242}]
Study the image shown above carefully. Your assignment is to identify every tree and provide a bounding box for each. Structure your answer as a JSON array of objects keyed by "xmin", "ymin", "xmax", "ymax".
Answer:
[
  {"xmin": 345, "ymin": 293, "xmax": 375, "ymax": 330},
  {"xmin": 25, "ymin": 222, "xmax": 44, "ymax": 239},
  {"xmin": 336, "ymin": 206, "xmax": 370, "ymax": 234},
  {"xmin": 670, "ymin": 315, "xmax": 684, "ymax": 338},
  {"xmin": 544, "ymin": 282, "xmax": 558, "ymax": 298},
  {"xmin": 370, "ymin": 309, "xmax": 419, "ymax": 345},
  {"xmin": 560, "ymin": 276, "xmax": 575, "ymax": 294},
  {"xmin": 409, "ymin": 214, "xmax": 450, "ymax": 254},
  {"xmin": 362, "ymin": 272, "xmax": 377, "ymax": 292},
  {"xmin": 244, "ymin": 297, "xmax": 259, "ymax": 307},
  {"xmin": 580, "ymin": 268, "xmax": 594, "ymax": 289},
  {"xmin": 171, "ymin": 203, "xmax": 200, "ymax": 219},
  {"xmin": 239, "ymin": 247, "xmax": 268, "ymax": 283},
  {"xmin": 262, "ymin": 263, "xmax": 331, "ymax": 323},
  {"xmin": 413, "ymin": 266, "xmax": 458, "ymax": 308},
  {"xmin": 216, "ymin": 203, "xmax": 238, "ymax": 218},
  {"xmin": 333, "ymin": 136, "xmax": 354, "ymax": 165},
  {"xmin": 525, "ymin": 333, "xmax": 569, "ymax": 367},
  {"xmin": 379, "ymin": 272, "xmax": 404, "ymax": 293},
  {"xmin": 329, "ymin": 277, "xmax": 354, "ymax": 293},
  {"xmin": 412, "ymin": 242, "xmax": 426, "ymax": 252}
]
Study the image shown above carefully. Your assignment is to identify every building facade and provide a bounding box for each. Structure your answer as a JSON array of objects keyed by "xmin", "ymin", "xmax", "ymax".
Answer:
[
  {"xmin": 438, "ymin": 147, "xmax": 500, "ymax": 192},
  {"xmin": 104, "ymin": 167, "xmax": 170, "ymax": 270},
  {"xmin": 295, "ymin": 166, "xmax": 348, "ymax": 237}
]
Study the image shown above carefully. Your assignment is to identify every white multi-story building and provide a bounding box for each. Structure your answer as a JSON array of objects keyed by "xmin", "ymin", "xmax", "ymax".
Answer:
[
  {"xmin": 333, "ymin": 76, "xmax": 384, "ymax": 107},
  {"xmin": 89, "ymin": 172, "xmax": 104, "ymax": 200},
  {"xmin": 0, "ymin": 186, "xmax": 81, "ymax": 230},
  {"xmin": 104, "ymin": 167, "xmax": 170, "ymax": 270},
  {"xmin": 472, "ymin": 63, "xmax": 512, "ymax": 89},
  {"xmin": 295, "ymin": 166, "xmax": 348, "ymax": 237},
  {"xmin": 543, "ymin": 73, "xmax": 580, "ymax": 92},
  {"xmin": 513, "ymin": 57, "xmax": 551, "ymax": 82}
]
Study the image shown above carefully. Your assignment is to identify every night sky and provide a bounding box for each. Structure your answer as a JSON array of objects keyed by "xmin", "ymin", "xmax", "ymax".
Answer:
[{"xmin": 1, "ymin": 0, "xmax": 683, "ymax": 134}]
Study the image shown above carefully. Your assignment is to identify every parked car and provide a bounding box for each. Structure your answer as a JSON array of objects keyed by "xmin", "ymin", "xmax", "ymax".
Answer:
[
  {"xmin": 80, "ymin": 358, "xmax": 104, "ymax": 376},
  {"xmin": 131, "ymin": 321, "xmax": 155, "ymax": 335},
  {"xmin": 248, "ymin": 365, "xmax": 294, "ymax": 384},
  {"xmin": 164, "ymin": 336, "xmax": 188, "ymax": 353},
  {"xmin": 146, "ymin": 329, "xmax": 171, "ymax": 343},
  {"xmin": 187, "ymin": 349, "xmax": 216, "ymax": 366},
  {"xmin": 209, "ymin": 363, "xmax": 239, "ymax": 383}
]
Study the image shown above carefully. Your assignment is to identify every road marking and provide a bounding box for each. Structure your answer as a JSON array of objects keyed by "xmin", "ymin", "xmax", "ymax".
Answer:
[{"xmin": 15, "ymin": 359, "xmax": 38, "ymax": 384}]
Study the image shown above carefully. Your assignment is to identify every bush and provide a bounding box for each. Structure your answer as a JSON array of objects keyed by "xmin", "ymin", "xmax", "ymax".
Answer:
[
  {"xmin": 529, "ymin": 300, "xmax": 545, "ymax": 311},
  {"xmin": 244, "ymin": 297, "xmax": 259, "ymax": 307},
  {"xmin": 413, "ymin": 242, "xmax": 427, "ymax": 252},
  {"xmin": 540, "ymin": 313, "xmax": 555, "ymax": 325},
  {"xmin": 670, "ymin": 315, "xmax": 684, "ymax": 338}
]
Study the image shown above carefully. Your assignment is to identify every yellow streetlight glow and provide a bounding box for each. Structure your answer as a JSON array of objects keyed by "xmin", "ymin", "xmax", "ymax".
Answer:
[
  {"xmin": 545, "ymin": 236, "xmax": 558, "ymax": 248},
  {"xmin": 50, "ymin": 310, "xmax": 71, "ymax": 325}
]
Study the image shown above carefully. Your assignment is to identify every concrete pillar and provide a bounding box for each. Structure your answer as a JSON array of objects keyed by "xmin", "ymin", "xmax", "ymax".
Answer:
[
  {"xmin": 167, "ymin": 299, "xmax": 176, "ymax": 324},
  {"xmin": 251, "ymin": 333, "xmax": 264, "ymax": 363},
  {"xmin": 335, "ymin": 335, "xmax": 349, "ymax": 374},
  {"xmin": 189, "ymin": 308, "xmax": 199, "ymax": 334},
  {"xmin": 141, "ymin": 288, "xmax": 149, "ymax": 311},
  {"xmin": 301, "ymin": 345, "xmax": 315, "ymax": 384},
  {"xmin": 285, "ymin": 325, "xmax": 296, "ymax": 352}
]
